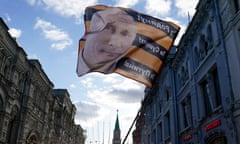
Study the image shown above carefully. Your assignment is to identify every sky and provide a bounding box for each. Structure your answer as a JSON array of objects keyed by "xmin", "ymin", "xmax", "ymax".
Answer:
[{"xmin": 0, "ymin": 0, "xmax": 199, "ymax": 143}]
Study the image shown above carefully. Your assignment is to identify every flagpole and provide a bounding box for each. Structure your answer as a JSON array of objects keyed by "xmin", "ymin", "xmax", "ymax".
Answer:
[{"xmin": 122, "ymin": 111, "xmax": 140, "ymax": 144}]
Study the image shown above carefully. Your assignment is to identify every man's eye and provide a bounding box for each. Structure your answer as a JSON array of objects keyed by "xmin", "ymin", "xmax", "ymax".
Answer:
[
  {"xmin": 105, "ymin": 24, "xmax": 116, "ymax": 33},
  {"xmin": 121, "ymin": 30, "xmax": 129, "ymax": 36},
  {"xmin": 106, "ymin": 24, "xmax": 113, "ymax": 30}
]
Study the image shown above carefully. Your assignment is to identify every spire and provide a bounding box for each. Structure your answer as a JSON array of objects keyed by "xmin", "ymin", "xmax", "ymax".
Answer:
[
  {"xmin": 112, "ymin": 109, "xmax": 121, "ymax": 144},
  {"xmin": 114, "ymin": 110, "xmax": 120, "ymax": 131}
]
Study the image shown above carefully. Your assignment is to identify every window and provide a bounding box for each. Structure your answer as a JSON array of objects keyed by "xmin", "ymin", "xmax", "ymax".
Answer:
[
  {"xmin": 158, "ymin": 123, "xmax": 163, "ymax": 143},
  {"xmin": 200, "ymin": 79, "xmax": 213, "ymax": 115},
  {"xmin": 182, "ymin": 102, "xmax": 188, "ymax": 128},
  {"xmin": 148, "ymin": 134, "xmax": 151, "ymax": 144},
  {"xmin": 194, "ymin": 46, "xmax": 200, "ymax": 65},
  {"xmin": 158, "ymin": 100, "xmax": 162, "ymax": 114},
  {"xmin": 199, "ymin": 35, "xmax": 208, "ymax": 60},
  {"xmin": 7, "ymin": 106, "xmax": 19, "ymax": 144},
  {"xmin": 0, "ymin": 53, "xmax": 4, "ymax": 71},
  {"xmin": 207, "ymin": 25, "xmax": 213, "ymax": 50},
  {"xmin": 181, "ymin": 96, "xmax": 192, "ymax": 129},
  {"xmin": 0, "ymin": 96, "xmax": 3, "ymax": 111},
  {"xmin": 206, "ymin": 134, "xmax": 227, "ymax": 144},
  {"xmin": 165, "ymin": 89, "xmax": 170, "ymax": 101},
  {"xmin": 200, "ymin": 68, "xmax": 222, "ymax": 117},
  {"xmin": 164, "ymin": 112, "xmax": 170, "ymax": 138},
  {"xmin": 152, "ymin": 101, "xmax": 156, "ymax": 119},
  {"xmin": 233, "ymin": 0, "xmax": 240, "ymax": 13},
  {"xmin": 212, "ymin": 69, "xmax": 222, "ymax": 107},
  {"xmin": 152, "ymin": 129, "xmax": 156, "ymax": 144},
  {"xmin": 4, "ymin": 65, "xmax": 9, "ymax": 79}
]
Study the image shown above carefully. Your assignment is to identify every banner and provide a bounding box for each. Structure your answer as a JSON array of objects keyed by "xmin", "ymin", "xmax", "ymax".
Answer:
[{"xmin": 77, "ymin": 5, "xmax": 180, "ymax": 87}]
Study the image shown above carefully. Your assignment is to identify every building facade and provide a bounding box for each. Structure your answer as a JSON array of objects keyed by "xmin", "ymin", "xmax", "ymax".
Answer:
[
  {"xmin": 0, "ymin": 18, "xmax": 86, "ymax": 144},
  {"xmin": 133, "ymin": 0, "xmax": 240, "ymax": 143}
]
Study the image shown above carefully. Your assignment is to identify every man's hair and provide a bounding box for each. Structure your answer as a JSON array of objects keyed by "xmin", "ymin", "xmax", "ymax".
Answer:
[{"xmin": 89, "ymin": 8, "xmax": 135, "ymax": 33}]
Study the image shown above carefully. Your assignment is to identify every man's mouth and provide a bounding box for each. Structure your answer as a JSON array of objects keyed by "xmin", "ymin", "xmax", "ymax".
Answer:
[{"xmin": 105, "ymin": 51, "xmax": 119, "ymax": 57}]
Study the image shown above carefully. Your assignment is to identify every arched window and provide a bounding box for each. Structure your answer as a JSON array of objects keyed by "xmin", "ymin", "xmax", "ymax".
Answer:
[
  {"xmin": 165, "ymin": 88, "xmax": 170, "ymax": 102},
  {"xmin": 199, "ymin": 34, "xmax": 208, "ymax": 59},
  {"xmin": 194, "ymin": 46, "xmax": 200, "ymax": 65},
  {"xmin": 0, "ymin": 96, "xmax": 3, "ymax": 111},
  {"xmin": 207, "ymin": 24, "xmax": 213, "ymax": 50},
  {"xmin": 7, "ymin": 105, "xmax": 19, "ymax": 144},
  {"xmin": 233, "ymin": 0, "xmax": 240, "ymax": 13},
  {"xmin": 13, "ymin": 71, "xmax": 19, "ymax": 85},
  {"xmin": 26, "ymin": 135, "xmax": 38, "ymax": 144},
  {"xmin": 3, "ymin": 65, "xmax": 9, "ymax": 79},
  {"xmin": 206, "ymin": 133, "xmax": 227, "ymax": 144}
]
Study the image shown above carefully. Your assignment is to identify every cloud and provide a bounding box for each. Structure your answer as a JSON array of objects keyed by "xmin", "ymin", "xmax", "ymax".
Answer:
[
  {"xmin": 107, "ymin": 88, "xmax": 144, "ymax": 103},
  {"xmin": 113, "ymin": 0, "xmax": 139, "ymax": 7},
  {"xmin": 26, "ymin": 0, "xmax": 38, "ymax": 5},
  {"xmin": 87, "ymin": 77, "xmax": 144, "ymax": 104},
  {"xmin": 78, "ymin": 73, "xmax": 145, "ymax": 105},
  {"xmin": 8, "ymin": 28, "xmax": 23, "ymax": 47},
  {"xmin": 75, "ymin": 73, "xmax": 144, "ymax": 140},
  {"xmin": 8, "ymin": 28, "xmax": 22, "ymax": 39},
  {"xmin": 75, "ymin": 101, "xmax": 100, "ymax": 120},
  {"xmin": 27, "ymin": 0, "xmax": 97, "ymax": 21},
  {"xmin": 34, "ymin": 17, "xmax": 72, "ymax": 50},
  {"xmin": 27, "ymin": 53, "xmax": 40, "ymax": 60},
  {"xmin": 75, "ymin": 101, "xmax": 110, "ymax": 127},
  {"xmin": 175, "ymin": 0, "xmax": 199, "ymax": 17},
  {"xmin": 69, "ymin": 83, "xmax": 76, "ymax": 89},
  {"xmin": 79, "ymin": 75, "xmax": 97, "ymax": 89},
  {"xmin": 3, "ymin": 13, "xmax": 11, "ymax": 22},
  {"xmin": 145, "ymin": 0, "xmax": 172, "ymax": 17}
]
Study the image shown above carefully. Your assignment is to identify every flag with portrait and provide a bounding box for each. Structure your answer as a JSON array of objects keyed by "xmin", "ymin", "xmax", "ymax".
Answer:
[{"xmin": 77, "ymin": 5, "xmax": 180, "ymax": 88}]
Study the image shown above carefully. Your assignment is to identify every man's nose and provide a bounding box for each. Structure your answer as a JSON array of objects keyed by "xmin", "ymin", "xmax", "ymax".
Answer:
[{"xmin": 108, "ymin": 35, "xmax": 121, "ymax": 49}]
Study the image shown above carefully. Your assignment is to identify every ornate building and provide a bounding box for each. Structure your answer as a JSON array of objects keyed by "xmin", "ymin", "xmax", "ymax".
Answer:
[
  {"xmin": 133, "ymin": 0, "xmax": 240, "ymax": 143},
  {"xmin": 0, "ymin": 18, "xmax": 86, "ymax": 144},
  {"xmin": 112, "ymin": 111, "xmax": 121, "ymax": 144}
]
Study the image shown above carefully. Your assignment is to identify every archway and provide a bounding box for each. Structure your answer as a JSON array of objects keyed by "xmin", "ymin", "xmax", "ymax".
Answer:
[
  {"xmin": 206, "ymin": 133, "xmax": 227, "ymax": 144},
  {"xmin": 26, "ymin": 135, "xmax": 38, "ymax": 144}
]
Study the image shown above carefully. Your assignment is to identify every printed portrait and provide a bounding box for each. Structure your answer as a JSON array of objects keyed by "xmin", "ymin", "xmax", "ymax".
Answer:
[{"xmin": 77, "ymin": 7, "xmax": 137, "ymax": 76}]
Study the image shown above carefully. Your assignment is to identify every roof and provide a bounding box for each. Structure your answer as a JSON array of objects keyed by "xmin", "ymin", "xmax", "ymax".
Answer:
[{"xmin": 114, "ymin": 111, "xmax": 120, "ymax": 131}]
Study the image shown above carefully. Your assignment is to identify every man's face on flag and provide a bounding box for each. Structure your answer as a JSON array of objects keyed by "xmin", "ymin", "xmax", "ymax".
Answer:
[
  {"xmin": 77, "ymin": 5, "xmax": 180, "ymax": 87},
  {"xmin": 83, "ymin": 8, "xmax": 136, "ymax": 68}
]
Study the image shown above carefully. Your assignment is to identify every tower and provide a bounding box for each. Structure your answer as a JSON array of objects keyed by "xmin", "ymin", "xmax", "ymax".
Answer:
[{"xmin": 112, "ymin": 110, "xmax": 121, "ymax": 144}]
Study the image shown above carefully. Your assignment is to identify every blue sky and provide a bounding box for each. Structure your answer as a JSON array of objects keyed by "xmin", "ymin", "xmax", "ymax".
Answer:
[{"xmin": 0, "ymin": 0, "xmax": 198, "ymax": 143}]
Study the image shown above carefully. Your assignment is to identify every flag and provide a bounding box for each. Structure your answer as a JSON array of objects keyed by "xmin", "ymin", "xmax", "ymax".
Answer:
[{"xmin": 77, "ymin": 5, "xmax": 180, "ymax": 88}]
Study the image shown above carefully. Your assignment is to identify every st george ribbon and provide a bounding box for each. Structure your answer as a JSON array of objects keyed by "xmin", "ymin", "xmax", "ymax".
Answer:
[{"xmin": 76, "ymin": 5, "xmax": 180, "ymax": 88}]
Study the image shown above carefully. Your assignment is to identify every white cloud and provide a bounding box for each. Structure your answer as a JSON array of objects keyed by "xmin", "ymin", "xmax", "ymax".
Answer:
[
  {"xmin": 75, "ymin": 74, "xmax": 144, "ymax": 142},
  {"xmin": 113, "ymin": 0, "xmax": 139, "ymax": 7},
  {"xmin": 145, "ymin": 0, "xmax": 172, "ymax": 17},
  {"xmin": 69, "ymin": 83, "xmax": 76, "ymax": 89},
  {"xmin": 77, "ymin": 73, "xmax": 145, "ymax": 105},
  {"xmin": 4, "ymin": 13, "xmax": 11, "ymax": 22},
  {"xmin": 27, "ymin": 0, "xmax": 97, "ymax": 21},
  {"xmin": 88, "ymin": 80, "xmax": 144, "ymax": 104},
  {"xmin": 175, "ymin": 0, "xmax": 199, "ymax": 17},
  {"xmin": 75, "ymin": 101, "xmax": 109, "ymax": 128},
  {"xmin": 27, "ymin": 53, "xmax": 40, "ymax": 60},
  {"xmin": 26, "ymin": 0, "xmax": 37, "ymax": 5},
  {"xmin": 80, "ymin": 76, "xmax": 96, "ymax": 89},
  {"xmin": 175, "ymin": 24, "xmax": 187, "ymax": 45},
  {"xmin": 8, "ymin": 28, "xmax": 22, "ymax": 39},
  {"xmin": 34, "ymin": 17, "xmax": 72, "ymax": 50},
  {"xmin": 102, "ymin": 74, "xmax": 120, "ymax": 84}
]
